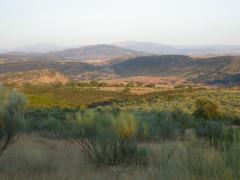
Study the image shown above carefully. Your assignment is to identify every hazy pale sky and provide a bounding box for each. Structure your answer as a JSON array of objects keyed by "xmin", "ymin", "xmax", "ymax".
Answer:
[{"xmin": 0, "ymin": 0, "xmax": 240, "ymax": 49}]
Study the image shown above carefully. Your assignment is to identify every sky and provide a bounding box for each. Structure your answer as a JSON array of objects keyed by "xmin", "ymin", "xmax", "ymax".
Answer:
[{"xmin": 0, "ymin": 0, "xmax": 240, "ymax": 49}]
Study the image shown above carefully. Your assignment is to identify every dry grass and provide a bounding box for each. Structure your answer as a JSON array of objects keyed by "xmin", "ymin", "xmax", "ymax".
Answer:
[
  {"xmin": 99, "ymin": 86, "xmax": 162, "ymax": 95},
  {"xmin": 0, "ymin": 134, "xmax": 236, "ymax": 180},
  {"xmin": 0, "ymin": 135, "xmax": 188, "ymax": 180},
  {"xmin": 0, "ymin": 69, "xmax": 70, "ymax": 85}
]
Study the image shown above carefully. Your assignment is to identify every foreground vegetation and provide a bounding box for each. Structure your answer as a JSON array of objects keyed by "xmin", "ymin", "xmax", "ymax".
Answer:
[
  {"xmin": 0, "ymin": 84, "xmax": 240, "ymax": 179},
  {"xmin": 1, "ymin": 134, "xmax": 240, "ymax": 180}
]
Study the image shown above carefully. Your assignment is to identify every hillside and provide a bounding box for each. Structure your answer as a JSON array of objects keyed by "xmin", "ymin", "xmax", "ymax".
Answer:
[
  {"xmin": 0, "ymin": 44, "xmax": 146, "ymax": 63},
  {"xmin": 46, "ymin": 44, "xmax": 146, "ymax": 61},
  {"xmin": 111, "ymin": 55, "xmax": 194, "ymax": 76},
  {"xmin": 210, "ymin": 73, "xmax": 240, "ymax": 85},
  {"xmin": 111, "ymin": 55, "xmax": 240, "ymax": 84},
  {"xmin": 0, "ymin": 69, "xmax": 70, "ymax": 85},
  {"xmin": 0, "ymin": 53, "xmax": 240, "ymax": 85},
  {"xmin": 0, "ymin": 60, "xmax": 97, "ymax": 80},
  {"xmin": 115, "ymin": 41, "xmax": 177, "ymax": 54}
]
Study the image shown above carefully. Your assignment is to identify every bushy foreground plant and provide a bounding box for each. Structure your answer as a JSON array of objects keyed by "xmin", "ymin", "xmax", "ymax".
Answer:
[
  {"xmin": 222, "ymin": 138, "xmax": 240, "ymax": 179},
  {"xmin": 194, "ymin": 98, "xmax": 222, "ymax": 120},
  {"xmin": 22, "ymin": 100, "xmax": 240, "ymax": 169},
  {"xmin": 0, "ymin": 86, "xmax": 26, "ymax": 156},
  {"xmin": 23, "ymin": 108, "xmax": 75, "ymax": 135},
  {"xmin": 194, "ymin": 119, "xmax": 240, "ymax": 150},
  {"xmin": 181, "ymin": 134, "xmax": 240, "ymax": 180},
  {"xmin": 69, "ymin": 109, "xmax": 148, "ymax": 166},
  {"xmin": 136, "ymin": 111, "xmax": 186, "ymax": 140}
]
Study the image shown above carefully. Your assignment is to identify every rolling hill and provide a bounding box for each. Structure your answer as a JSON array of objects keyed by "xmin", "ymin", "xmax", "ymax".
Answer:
[
  {"xmin": 0, "ymin": 60, "xmax": 97, "ymax": 80},
  {"xmin": 111, "ymin": 55, "xmax": 240, "ymax": 84},
  {"xmin": 46, "ymin": 44, "xmax": 146, "ymax": 61},
  {"xmin": 0, "ymin": 49, "xmax": 240, "ymax": 85},
  {"xmin": 115, "ymin": 41, "xmax": 177, "ymax": 54},
  {"xmin": 111, "ymin": 55, "xmax": 193, "ymax": 76},
  {"xmin": 0, "ymin": 44, "xmax": 146, "ymax": 64}
]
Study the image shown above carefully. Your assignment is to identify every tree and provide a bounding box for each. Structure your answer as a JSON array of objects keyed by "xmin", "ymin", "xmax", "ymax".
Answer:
[{"xmin": 0, "ymin": 86, "xmax": 26, "ymax": 156}]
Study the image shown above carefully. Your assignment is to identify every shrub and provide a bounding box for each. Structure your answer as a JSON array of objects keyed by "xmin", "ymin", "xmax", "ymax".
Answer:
[
  {"xmin": 113, "ymin": 112, "xmax": 138, "ymax": 140},
  {"xmin": 23, "ymin": 108, "xmax": 74, "ymax": 135},
  {"xmin": 194, "ymin": 98, "xmax": 221, "ymax": 120},
  {"xmin": 135, "ymin": 111, "xmax": 185, "ymax": 141},
  {"xmin": 155, "ymin": 111, "xmax": 183, "ymax": 140},
  {"xmin": 172, "ymin": 108, "xmax": 196, "ymax": 129},
  {"xmin": 121, "ymin": 87, "xmax": 130, "ymax": 94},
  {"xmin": 195, "ymin": 120, "xmax": 240, "ymax": 149},
  {"xmin": 0, "ymin": 86, "xmax": 26, "ymax": 156},
  {"xmin": 71, "ymin": 109, "xmax": 147, "ymax": 166},
  {"xmin": 195, "ymin": 121, "xmax": 225, "ymax": 141}
]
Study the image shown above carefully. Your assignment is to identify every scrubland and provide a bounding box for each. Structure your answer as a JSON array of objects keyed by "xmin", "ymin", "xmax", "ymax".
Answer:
[{"xmin": 0, "ymin": 83, "xmax": 240, "ymax": 180}]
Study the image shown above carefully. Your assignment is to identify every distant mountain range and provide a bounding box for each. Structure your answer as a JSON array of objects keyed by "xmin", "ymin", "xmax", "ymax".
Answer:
[
  {"xmin": 115, "ymin": 41, "xmax": 177, "ymax": 54},
  {"xmin": 0, "ymin": 42, "xmax": 240, "ymax": 86},
  {"xmin": 46, "ymin": 44, "xmax": 146, "ymax": 61},
  {"xmin": 0, "ymin": 44, "xmax": 146, "ymax": 62},
  {"xmin": 0, "ymin": 53, "xmax": 240, "ymax": 85},
  {"xmin": 115, "ymin": 41, "xmax": 240, "ymax": 56},
  {"xmin": 1, "ymin": 41, "xmax": 240, "ymax": 56}
]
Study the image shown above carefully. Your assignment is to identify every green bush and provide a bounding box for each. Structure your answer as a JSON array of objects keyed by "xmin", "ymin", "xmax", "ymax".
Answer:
[
  {"xmin": 157, "ymin": 112, "xmax": 183, "ymax": 140},
  {"xmin": 195, "ymin": 120, "xmax": 240, "ymax": 149},
  {"xmin": 70, "ymin": 109, "xmax": 148, "ymax": 166},
  {"xmin": 0, "ymin": 86, "xmax": 26, "ymax": 156},
  {"xmin": 136, "ymin": 111, "xmax": 185, "ymax": 140},
  {"xmin": 194, "ymin": 98, "xmax": 221, "ymax": 120},
  {"xmin": 23, "ymin": 108, "xmax": 76, "ymax": 136}
]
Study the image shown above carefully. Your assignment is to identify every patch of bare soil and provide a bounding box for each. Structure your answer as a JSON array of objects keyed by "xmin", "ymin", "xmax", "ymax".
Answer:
[
  {"xmin": 74, "ymin": 72, "xmax": 119, "ymax": 80},
  {"xmin": 0, "ymin": 69, "xmax": 70, "ymax": 85},
  {"xmin": 100, "ymin": 76, "xmax": 187, "ymax": 88}
]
